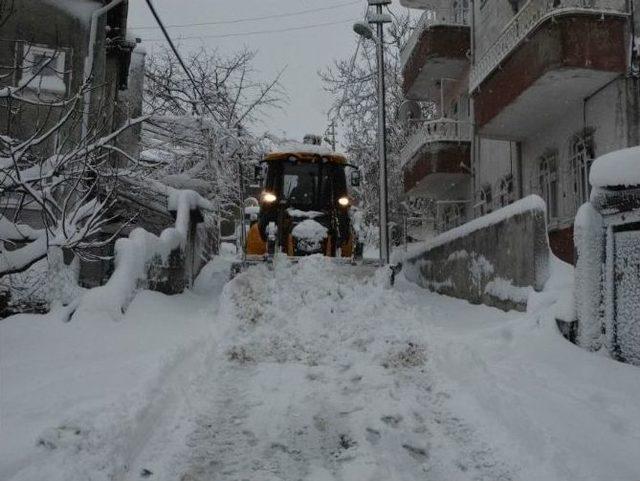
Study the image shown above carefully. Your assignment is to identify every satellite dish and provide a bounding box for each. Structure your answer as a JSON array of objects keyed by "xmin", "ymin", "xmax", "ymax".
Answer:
[{"xmin": 398, "ymin": 100, "xmax": 421, "ymax": 126}]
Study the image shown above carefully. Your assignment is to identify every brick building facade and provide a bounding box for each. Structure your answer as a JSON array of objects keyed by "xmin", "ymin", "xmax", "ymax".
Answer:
[{"xmin": 399, "ymin": 0, "xmax": 639, "ymax": 263}]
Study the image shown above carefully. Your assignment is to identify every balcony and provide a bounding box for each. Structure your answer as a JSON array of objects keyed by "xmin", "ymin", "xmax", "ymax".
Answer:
[
  {"xmin": 402, "ymin": 118, "xmax": 471, "ymax": 198},
  {"xmin": 401, "ymin": 7, "xmax": 470, "ymax": 100},
  {"xmin": 471, "ymin": 0, "xmax": 629, "ymax": 139}
]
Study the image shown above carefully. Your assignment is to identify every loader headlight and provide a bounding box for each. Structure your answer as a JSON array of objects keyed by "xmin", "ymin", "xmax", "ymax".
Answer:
[
  {"xmin": 338, "ymin": 196, "xmax": 350, "ymax": 207},
  {"xmin": 262, "ymin": 192, "xmax": 277, "ymax": 204}
]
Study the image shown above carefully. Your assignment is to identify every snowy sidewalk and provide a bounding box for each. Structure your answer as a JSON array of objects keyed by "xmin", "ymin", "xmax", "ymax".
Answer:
[
  {"xmin": 0, "ymin": 259, "xmax": 229, "ymax": 481},
  {"xmin": 2, "ymin": 256, "xmax": 640, "ymax": 481}
]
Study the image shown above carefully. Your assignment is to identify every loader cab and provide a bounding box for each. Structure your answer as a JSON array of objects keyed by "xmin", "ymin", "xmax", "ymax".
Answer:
[
  {"xmin": 246, "ymin": 148, "xmax": 360, "ymax": 258},
  {"xmin": 262, "ymin": 156, "xmax": 349, "ymax": 211}
]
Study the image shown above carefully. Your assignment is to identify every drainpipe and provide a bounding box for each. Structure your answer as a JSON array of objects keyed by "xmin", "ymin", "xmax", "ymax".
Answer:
[
  {"xmin": 516, "ymin": 141, "xmax": 523, "ymax": 199},
  {"xmin": 82, "ymin": 0, "xmax": 126, "ymax": 142},
  {"xmin": 469, "ymin": 0, "xmax": 475, "ymax": 66}
]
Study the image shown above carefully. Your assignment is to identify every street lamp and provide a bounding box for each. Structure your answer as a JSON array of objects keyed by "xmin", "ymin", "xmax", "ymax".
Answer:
[{"xmin": 353, "ymin": 0, "xmax": 392, "ymax": 265}]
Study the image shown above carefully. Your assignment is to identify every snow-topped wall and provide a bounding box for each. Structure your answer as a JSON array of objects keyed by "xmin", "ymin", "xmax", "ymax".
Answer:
[
  {"xmin": 403, "ymin": 196, "xmax": 550, "ymax": 312},
  {"xmin": 74, "ymin": 190, "xmax": 216, "ymax": 320}
]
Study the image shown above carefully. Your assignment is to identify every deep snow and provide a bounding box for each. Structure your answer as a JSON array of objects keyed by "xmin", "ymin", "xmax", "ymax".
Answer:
[{"xmin": 2, "ymin": 254, "xmax": 640, "ymax": 480}]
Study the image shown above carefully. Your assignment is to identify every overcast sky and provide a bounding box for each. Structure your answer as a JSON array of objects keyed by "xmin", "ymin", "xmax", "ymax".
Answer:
[{"xmin": 128, "ymin": 0, "xmax": 378, "ymax": 143}]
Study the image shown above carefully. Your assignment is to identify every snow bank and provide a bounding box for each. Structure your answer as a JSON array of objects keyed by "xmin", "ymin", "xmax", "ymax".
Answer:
[
  {"xmin": 0, "ymin": 217, "xmax": 42, "ymax": 241},
  {"xmin": 485, "ymin": 277, "xmax": 533, "ymax": 305},
  {"xmin": 0, "ymin": 264, "xmax": 225, "ymax": 481},
  {"xmin": 589, "ymin": 146, "xmax": 640, "ymax": 189}
]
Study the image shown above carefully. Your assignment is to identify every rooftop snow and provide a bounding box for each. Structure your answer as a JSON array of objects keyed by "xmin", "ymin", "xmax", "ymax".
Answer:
[
  {"xmin": 589, "ymin": 146, "xmax": 640, "ymax": 188},
  {"xmin": 271, "ymin": 141, "xmax": 344, "ymax": 157}
]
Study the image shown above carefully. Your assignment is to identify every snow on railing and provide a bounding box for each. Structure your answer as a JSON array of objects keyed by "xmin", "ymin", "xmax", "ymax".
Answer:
[
  {"xmin": 470, "ymin": 0, "xmax": 629, "ymax": 92},
  {"xmin": 401, "ymin": 7, "xmax": 470, "ymax": 67},
  {"xmin": 401, "ymin": 118, "xmax": 471, "ymax": 167}
]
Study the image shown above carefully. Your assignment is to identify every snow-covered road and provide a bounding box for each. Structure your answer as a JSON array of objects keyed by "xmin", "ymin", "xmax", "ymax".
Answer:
[{"xmin": 2, "ymin": 256, "xmax": 640, "ymax": 481}]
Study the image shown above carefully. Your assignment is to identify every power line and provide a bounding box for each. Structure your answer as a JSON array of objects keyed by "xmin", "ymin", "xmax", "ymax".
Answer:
[
  {"xmin": 144, "ymin": 0, "xmax": 219, "ymax": 120},
  {"xmin": 132, "ymin": 0, "xmax": 360, "ymax": 30},
  {"xmin": 142, "ymin": 18, "xmax": 358, "ymax": 43}
]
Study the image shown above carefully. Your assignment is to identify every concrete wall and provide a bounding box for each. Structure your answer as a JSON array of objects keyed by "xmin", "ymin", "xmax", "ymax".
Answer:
[{"xmin": 404, "ymin": 196, "xmax": 549, "ymax": 311}]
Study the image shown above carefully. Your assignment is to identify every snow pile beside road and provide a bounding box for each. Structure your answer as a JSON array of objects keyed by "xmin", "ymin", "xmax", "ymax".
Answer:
[
  {"xmin": 0, "ymin": 261, "xmax": 225, "ymax": 481},
  {"xmin": 485, "ymin": 277, "xmax": 533, "ymax": 305}
]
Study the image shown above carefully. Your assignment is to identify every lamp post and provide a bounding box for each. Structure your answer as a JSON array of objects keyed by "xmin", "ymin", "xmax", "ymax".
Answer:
[{"xmin": 353, "ymin": 0, "xmax": 392, "ymax": 265}]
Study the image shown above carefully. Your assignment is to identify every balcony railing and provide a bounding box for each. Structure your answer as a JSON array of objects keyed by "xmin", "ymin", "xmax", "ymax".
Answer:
[
  {"xmin": 401, "ymin": 118, "xmax": 471, "ymax": 167},
  {"xmin": 401, "ymin": 7, "xmax": 470, "ymax": 67},
  {"xmin": 469, "ymin": 0, "xmax": 629, "ymax": 92}
]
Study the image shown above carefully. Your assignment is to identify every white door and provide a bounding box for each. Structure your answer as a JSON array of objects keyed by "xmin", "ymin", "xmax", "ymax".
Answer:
[{"xmin": 614, "ymin": 229, "xmax": 640, "ymax": 365}]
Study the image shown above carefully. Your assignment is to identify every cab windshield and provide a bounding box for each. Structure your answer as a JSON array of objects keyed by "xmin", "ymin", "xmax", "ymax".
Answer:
[{"xmin": 269, "ymin": 160, "xmax": 347, "ymax": 209}]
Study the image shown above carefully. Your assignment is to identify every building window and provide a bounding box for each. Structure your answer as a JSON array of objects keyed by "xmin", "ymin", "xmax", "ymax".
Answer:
[
  {"xmin": 539, "ymin": 151, "xmax": 559, "ymax": 220},
  {"xmin": 569, "ymin": 131, "xmax": 595, "ymax": 209},
  {"xmin": 480, "ymin": 184, "xmax": 493, "ymax": 215},
  {"xmin": 439, "ymin": 202, "xmax": 466, "ymax": 232},
  {"xmin": 498, "ymin": 173, "xmax": 514, "ymax": 207},
  {"xmin": 17, "ymin": 44, "xmax": 68, "ymax": 96}
]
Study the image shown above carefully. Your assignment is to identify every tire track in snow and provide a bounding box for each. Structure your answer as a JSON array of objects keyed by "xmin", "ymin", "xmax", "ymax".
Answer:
[{"xmin": 115, "ymin": 339, "xmax": 211, "ymax": 481}]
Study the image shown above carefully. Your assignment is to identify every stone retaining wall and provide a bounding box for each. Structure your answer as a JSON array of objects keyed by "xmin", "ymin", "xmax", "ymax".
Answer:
[{"xmin": 404, "ymin": 196, "xmax": 550, "ymax": 312}]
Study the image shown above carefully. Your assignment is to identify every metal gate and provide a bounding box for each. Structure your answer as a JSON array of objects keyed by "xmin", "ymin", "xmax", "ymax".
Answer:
[{"xmin": 614, "ymin": 229, "xmax": 640, "ymax": 365}]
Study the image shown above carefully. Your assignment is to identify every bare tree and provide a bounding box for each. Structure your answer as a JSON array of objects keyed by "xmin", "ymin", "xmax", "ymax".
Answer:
[
  {"xmin": 141, "ymin": 47, "xmax": 285, "ymax": 216},
  {"xmin": 320, "ymin": 12, "xmax": 430, "ymax": 235},
  {"xmin": 1, "ymin": 73, "xmax": 149, "ymax": 279}
]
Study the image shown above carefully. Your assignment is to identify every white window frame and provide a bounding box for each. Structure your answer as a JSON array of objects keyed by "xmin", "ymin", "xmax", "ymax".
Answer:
[
  {"xmin": 479, "ymin": 183, "xmax": 493, "ymax": 215},
  {"xmin": 17, "ymin": 43, "xmax": 69, "ymax": 97},
  {"xmin": 498, "ymin": 173, "xmax": 515, "ymax": 207},
  {"xmin": 570, "ymin": 132, "xmax": 594, "ymax": 211}
]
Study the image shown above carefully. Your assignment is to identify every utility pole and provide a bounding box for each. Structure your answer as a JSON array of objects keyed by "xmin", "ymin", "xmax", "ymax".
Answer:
[
  {"xmin": 353, "ymin": 2, "xmax": 391, "ymax": 264},
  {"xmin": 367, "ymin": 0, "xmax": 391, "ymax": 265},
  {"xmin": 324, "ymin": 120, "xmax": 337, "ymax": 151}
]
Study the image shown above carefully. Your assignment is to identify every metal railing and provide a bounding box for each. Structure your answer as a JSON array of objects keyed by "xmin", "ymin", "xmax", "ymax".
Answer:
[
  {"xmin": 401, "ymin": 7, "xmax": 470, "ymax": 67},
  {"xmin": 401, "ymin": 118, "xmax": 472, "ymax": 167},
  {"xmin": 470, "ymin": 0, "xmax": 629, "ymax": 91}
]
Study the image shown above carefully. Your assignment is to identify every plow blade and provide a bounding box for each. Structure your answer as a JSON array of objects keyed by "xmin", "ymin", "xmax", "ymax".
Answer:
[{"xmin": 230, "ymin": 255, "xmax": 402, "ymax": 285}]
